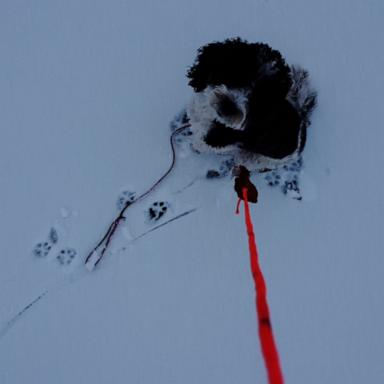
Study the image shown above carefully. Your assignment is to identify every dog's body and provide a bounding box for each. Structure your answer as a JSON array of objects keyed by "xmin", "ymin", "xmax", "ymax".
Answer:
[{"xmin": 186, "ymin": 38, "xmax": 316, "ymax": 171}]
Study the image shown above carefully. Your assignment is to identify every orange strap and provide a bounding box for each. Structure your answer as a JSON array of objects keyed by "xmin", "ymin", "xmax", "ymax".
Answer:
[{"xmin": 238, "ymin": 188, "xmax": 284, "ymax": 384}]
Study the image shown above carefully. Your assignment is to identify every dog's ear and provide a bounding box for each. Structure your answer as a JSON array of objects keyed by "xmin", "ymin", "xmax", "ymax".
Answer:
[
  {"xmin": 186, "ymin": 42, "xmax": 217, "ymax": 92},
  {"xmin": 187, "ymin": 38, "xmax": 247, "ymax": 92},
  {"xmin": 208, "ymin": 86, "xmax": 245, "ymax": 128}
]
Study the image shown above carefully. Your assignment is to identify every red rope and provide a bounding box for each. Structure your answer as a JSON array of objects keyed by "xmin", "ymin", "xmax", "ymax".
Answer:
[{"xmin": 239, "ymin": 188, "xmax": 284, "ymax": 384}]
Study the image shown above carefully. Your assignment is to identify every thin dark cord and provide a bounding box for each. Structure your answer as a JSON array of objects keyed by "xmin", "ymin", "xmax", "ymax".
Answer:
[{"xmin": 85, "ymin": 123, "xmax": 191, "ymax": 266}]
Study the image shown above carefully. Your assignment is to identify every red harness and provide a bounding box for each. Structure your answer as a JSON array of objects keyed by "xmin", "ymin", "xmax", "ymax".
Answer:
[{"xmin": 237, "ymin": 188, "xmax": 284, "ymax": 384}]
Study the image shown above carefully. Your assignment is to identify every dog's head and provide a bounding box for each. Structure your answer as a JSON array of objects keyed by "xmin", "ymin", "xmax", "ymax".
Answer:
[{"xmin": 186, "ymin": 38, "xmax": 303, "ymax": 162}]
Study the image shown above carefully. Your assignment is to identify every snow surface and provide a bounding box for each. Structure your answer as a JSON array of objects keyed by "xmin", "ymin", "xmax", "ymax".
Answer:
[{"xmin": 1, "ymin": 1, "xmax": 384, "ymax": 383}]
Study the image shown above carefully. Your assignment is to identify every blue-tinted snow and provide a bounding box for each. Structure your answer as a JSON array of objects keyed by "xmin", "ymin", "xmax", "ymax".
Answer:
[{"xmin": 0, "ymin": 0, "xmax": 383, "ymax": 383}]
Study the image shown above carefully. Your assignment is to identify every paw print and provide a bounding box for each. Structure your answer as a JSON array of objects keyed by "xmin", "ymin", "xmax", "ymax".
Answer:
[
  {"xmin": 282, "ymin": 157, "xmax": 303, "ymax": 173},
  {"xmin": 206, "ymin": 158, "xmax": 235, "ymax": 179},
  {"xmin": 117, "ymin": 190, "xmax": 136, "ymax": 210},
  {"xmin": 56, "ymin": 247, "xmax": 77, "ymax": 266},
  {"xmin": 281, "ymin": 175, "xmax": 302, "ymax": 200},
  {"xmin": 148, "ymin": 201, "xmax": 169, "ymax": 221},
  {"xmin": 170, "ymin": 110, "xmax": 193, "ymax": 145},
  {"xmin": 170, "ymin": 110, "xmax": 189, "ymax": 132},
  {"xmin": 33, "ymin": 227, "xmax": 59, "ymax": 258},
  {"xmin": 174, "ymin": 128, "xmax": 193, "ymax": 144},
  {"xmin": 33, "ymin": 242, "xmax": 52, "ymax": 257},
  {"xmin": 265, "ymin": 171, "xmax": 281, "ymax": 187}
]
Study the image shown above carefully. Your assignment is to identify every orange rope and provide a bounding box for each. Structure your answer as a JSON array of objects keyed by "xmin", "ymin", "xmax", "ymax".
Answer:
[{"xmin": 239, "ymin": 187, "xmax": 284, "ymax": 384}]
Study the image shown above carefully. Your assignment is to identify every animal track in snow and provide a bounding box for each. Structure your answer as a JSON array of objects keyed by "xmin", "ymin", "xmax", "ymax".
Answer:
[
  {"xmin": 206, "ymin": 158, "xmax": 235, "ymax": 179},
  {"xmin": 117, "ymin": 190, "xmax": 136, "ymax": 210},
  {"xmin": 32, "ymin": 209, "xmax": 79, "ymax": 267},
  {"xmin": 281, "ymin": 174, "xmax": 302, "ymax": 200},
  {"xmin": 32, "ymin": 227, "xmax": 60, "ymax": 258},
  {"xmin": 170, "ymin": 110, "xmax": 194, "ymax": 149},
  {"xmin": 147, "ymin": 201, "xmax": 169, "ymax": 222},
  {"xmin": 264, "ymin": 157, "xmax": 303, "ymax": 200},
  {"xmin": 33, "ymin": 241, "xmax": 52, "ymax": 258},
  {"xmin": 56, "ymin": 247, "xmax": 77, "ymax": 266},
  {"xmin": 265, "ymin": 171, "xmax": 282, "ymax": 187}
]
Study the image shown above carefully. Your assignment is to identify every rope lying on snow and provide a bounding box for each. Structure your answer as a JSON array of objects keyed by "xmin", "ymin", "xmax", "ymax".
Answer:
[
  {"xmin": 237, "ymin": 187, "xmax": 284, "ymax": 384},
  {"xmin": 85, "ymin": 123, "xmax": 191, "ymax": 268}
]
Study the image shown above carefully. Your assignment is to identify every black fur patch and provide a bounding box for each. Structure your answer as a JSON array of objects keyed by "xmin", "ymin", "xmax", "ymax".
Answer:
[
  {"xmin": 187, "ymin": 37, "xmax": 291, "ymax": 96},
  {"xmin": 187, "ymin": 38, "xmax": 316, "ymax": 160}
]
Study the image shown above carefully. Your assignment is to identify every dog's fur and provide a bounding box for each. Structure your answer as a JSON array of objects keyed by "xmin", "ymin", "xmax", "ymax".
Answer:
[{"xmin": 186, "ymin": 38, "xmax": 316, "ymax": 170}]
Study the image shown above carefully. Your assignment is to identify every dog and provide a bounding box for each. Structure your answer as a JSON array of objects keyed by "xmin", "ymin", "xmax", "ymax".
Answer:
[{"xmin": 186, "ymin": 37, "xmax": 316, "ymax": 171}]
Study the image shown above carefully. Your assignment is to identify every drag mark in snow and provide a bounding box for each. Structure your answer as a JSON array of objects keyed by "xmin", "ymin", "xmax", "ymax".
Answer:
[
  {"xmin": 0, "ymin": 208, "xmax": 197, "ymax": 340},
  {"xmin": 133, "ymin": 208, "xmax": 197, "ymax": 242},
  {"xmin": 0, "ymin": 291, "xmax": 48, "ymax": 340}
]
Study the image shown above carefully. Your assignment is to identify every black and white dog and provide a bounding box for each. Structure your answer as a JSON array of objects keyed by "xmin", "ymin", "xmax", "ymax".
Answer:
[{"xmin": 185, "ymin": 37, "xmax": 316, "ymax": 172}]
